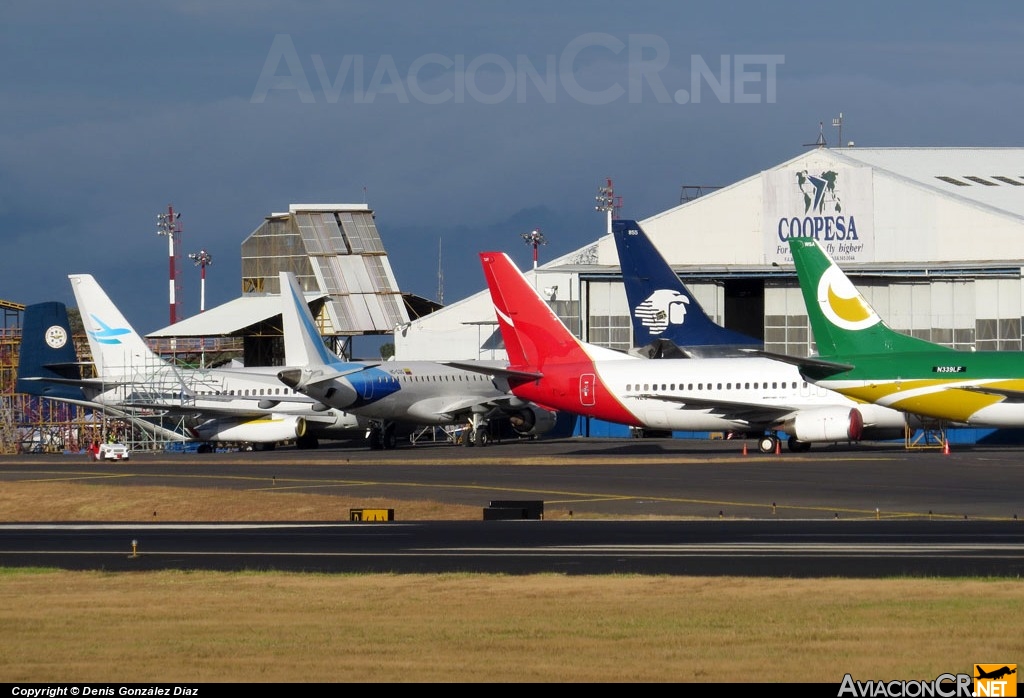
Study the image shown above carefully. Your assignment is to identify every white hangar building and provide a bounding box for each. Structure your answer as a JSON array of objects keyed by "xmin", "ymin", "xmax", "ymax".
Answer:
[{"xmin": 395, "ymin": 147, "xmax": 1024, "ymax": 372}]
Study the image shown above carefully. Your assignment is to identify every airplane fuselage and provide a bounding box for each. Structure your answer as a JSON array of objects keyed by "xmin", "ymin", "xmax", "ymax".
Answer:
[
  {"xmin": 817, "ymin": 350, "xmax": 1024, "ymax": 426},
  {"xmin": 511, "ymin": 355, "xmax": 907, "ymax": 435}
]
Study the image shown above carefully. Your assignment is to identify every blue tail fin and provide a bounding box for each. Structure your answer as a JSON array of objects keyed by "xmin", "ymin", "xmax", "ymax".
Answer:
[
  {"xmin": 612, "ymin": 219, "xmax": 762, "ymax": 358},
  {"xmin": 16, "ymin": 302, "xmax": 86, "ymax": 401}
]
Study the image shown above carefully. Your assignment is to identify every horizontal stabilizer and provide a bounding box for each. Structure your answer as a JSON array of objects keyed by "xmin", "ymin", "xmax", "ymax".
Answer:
[
  {"xmin": 740, "ymin": 349, "xmax": 855, "ymax": 379},
  {"xmin": 442, "ymin": 360, "xmax": 543, "ymax": 382}
]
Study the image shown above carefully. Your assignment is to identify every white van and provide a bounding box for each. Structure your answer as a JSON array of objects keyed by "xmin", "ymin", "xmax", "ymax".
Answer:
[{"xmin": 94, "ymin": 443, "xmax": 130, "ymax": 461}]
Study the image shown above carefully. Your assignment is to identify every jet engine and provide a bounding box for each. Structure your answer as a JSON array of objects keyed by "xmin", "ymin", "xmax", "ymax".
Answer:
[
  {"xmin": 189, "ymin": 415, "xmax": 307, "ymax": 444},
  {"xmin": 782, "ymin": 407, "xmax": 864, "ymax": 443},
  {"xmin": 505, "ymin": 405, "xmax": 558, "ymax": 437}
]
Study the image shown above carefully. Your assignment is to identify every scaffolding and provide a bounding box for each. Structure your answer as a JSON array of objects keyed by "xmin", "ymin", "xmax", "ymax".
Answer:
[{"xmin": 0, "ymin": 303, "xmax": 243, "ymax": 454}]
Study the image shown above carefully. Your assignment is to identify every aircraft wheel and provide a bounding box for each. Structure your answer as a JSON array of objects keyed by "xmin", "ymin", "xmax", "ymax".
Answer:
[
  {"xmin": 758, "ymin": 435, "xmax": 777, "ymax": 453},
  {"xmin": 383, "ymin": 425, "xmax": 397, "ymax": 449},
  {"xmin": 463, "ymin": 428, "xmax": 475, "ymax": 447},
  {"xmin": 474, "ymin": 428, "xmax": 489, "ymax": 447}
]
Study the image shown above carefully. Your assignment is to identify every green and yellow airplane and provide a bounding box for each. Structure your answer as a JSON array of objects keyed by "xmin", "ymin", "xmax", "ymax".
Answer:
[{"xmin": 782, "ymin": 237, "xmax": 1024, "ymax": 427}]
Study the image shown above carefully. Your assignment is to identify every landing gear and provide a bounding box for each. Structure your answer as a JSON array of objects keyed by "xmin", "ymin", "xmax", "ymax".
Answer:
[
  {"xmin": 461, "ymin": 412, "xmax": 493, "ymax": 447},
  {"xmin": 367, "ymin": 422, "xmax": 398, "ymax": 450},
  {"xmin": 295, "ymin": 434, "xmax": 319, "ymax": 450},
  {"xmin": 758, "ymin": 434, "xmax": 778, "ymax": 453},
  {"xmin": 787, "ymin": 436, "xmax": 812, "ymax": 453}
]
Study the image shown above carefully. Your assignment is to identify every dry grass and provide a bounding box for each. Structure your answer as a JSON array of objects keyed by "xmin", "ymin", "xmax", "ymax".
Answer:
[
  {"xmin": 1, "ymin": 481, "xmax": 1022, "ymax": 683},
  {"xmin": 2, "ymin": 571, "xmax": 1020, "ymax": 683}
]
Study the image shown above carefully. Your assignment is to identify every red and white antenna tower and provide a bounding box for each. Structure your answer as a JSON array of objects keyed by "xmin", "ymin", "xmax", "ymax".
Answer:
[
  {"xmin": 595, "ymin": 178, "xmax": 622, "ymax": 235},
  {"xmin": 156, "ymin": 204, "xmax": 183, "ymax": 324}
]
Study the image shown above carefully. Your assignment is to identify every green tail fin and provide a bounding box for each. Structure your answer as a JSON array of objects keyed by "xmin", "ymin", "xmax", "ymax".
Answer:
[{"xmin": 786, "ymin": 237, "xmax": 949, "ymax": 357}]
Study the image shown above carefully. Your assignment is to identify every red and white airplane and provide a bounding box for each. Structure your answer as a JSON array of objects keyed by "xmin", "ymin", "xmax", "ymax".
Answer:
[{"xmin": 452, "ymin": 251, "xmax": 913, "ymax": 453}]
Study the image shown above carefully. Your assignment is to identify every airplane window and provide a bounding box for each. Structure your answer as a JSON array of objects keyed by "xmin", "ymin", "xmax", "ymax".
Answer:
[
  {"xmin": 687, "ymin": 383, "xmax": 693, "ymax": 390},
  {"xmin": 670, "ymin": 384, "xmax": 675, "ymax": 390},
  {"xmin": 745, "ymin": 382, "xmax": 750, "ymax": 389},
  {"xmin": 717, "ymin": 383, "xmax": 722, "ymax": 390},
  {"xmin": 727, "ymin": 383, "xmax": 732, "ymax": 390},
  {"xmin": 772, "ymin": 382, "xmax": 777, "ymax": 389},
  {"xmin": 698, "ymin": 383, "xmax": 703, "ymax": 390}
]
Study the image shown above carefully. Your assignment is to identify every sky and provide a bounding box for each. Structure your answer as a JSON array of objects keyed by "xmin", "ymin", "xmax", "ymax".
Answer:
[{"xmin": 2, "ymin": 1, "xmax": 1023, "ymax": 344}]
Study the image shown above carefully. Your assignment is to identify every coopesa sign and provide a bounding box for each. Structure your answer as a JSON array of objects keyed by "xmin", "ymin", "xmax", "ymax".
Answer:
[{"xmin": 763, "ymin": 165, "xmax": 874, "ymax": 263}]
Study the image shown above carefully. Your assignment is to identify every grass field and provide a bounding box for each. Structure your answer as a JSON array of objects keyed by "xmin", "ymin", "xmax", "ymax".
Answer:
[{"xmin": 1, "ymin": 481, "xmax": 1021, "ymax": 683}]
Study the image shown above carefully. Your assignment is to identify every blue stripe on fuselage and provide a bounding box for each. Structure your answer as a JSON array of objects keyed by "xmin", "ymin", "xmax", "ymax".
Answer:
[{"xmin": 337, "ymin": 365, "xmax": 402, "ymax": 406}]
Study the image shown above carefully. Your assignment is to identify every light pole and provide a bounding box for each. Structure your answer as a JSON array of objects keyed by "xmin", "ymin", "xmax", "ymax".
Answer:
[
  {"xmin": 595, "ymin": 178, "xmax": 618, "ymax": 236},
  {"xmin": 188, "ymin": 249, "xmax": 213, "ymax": 312},
  {"xmin": 521, "ymin": 228, "xmax": 546, "ymax": 271},
  {"xmin": 156, "ymin": 205, "xmax": 182, "ymax": 325}
]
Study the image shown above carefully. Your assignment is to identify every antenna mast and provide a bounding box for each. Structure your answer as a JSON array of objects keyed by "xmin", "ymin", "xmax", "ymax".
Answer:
[
  {"xmin": 156, "ymin": 204, "xmax": 183, "ymax": 324},
  {"xmin": 437, "ymin": 236, "xmax": 443, "ymax": 305}
]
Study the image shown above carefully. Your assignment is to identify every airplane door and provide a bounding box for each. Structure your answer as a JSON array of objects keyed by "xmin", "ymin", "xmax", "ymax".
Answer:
[{"xmin": 579, "ymin": 374, "xmax": 596, "ymax": 407}]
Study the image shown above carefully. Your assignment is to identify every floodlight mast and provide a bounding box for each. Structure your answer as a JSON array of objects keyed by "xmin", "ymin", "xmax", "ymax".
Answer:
[
  {"xmin": 156, "ymin": 205, "xmax": 182, "ymax": 324},
  {"xmin": 188, "ymin": 249, "xmax": 213, "ymax": 313},
  {"xmin": 521, "ymin": 228, "xmax": 547, "ymax": 270},
  {"xmin": 595, "ymin": 178, "xmax": 620, "ymax": 236}
]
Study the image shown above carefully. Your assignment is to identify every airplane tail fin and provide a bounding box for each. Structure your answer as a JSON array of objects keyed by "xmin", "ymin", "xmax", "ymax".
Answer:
[
  {"xmin": 68, "ymin": 274, "xmax": 167, "ymax": 379},
  {"xmin": 612, "ymin": 219, "xmax": 762, "ymax": 356},
  {"xmin": 478, "ymin": 252, "xmax": 625, "ymax": 369},
  {"xmin": 279, "ymin": 272, "xmax": 338, "ymax": 368},
  {"xmin": 787, "ymin": 238, "xmax": 949, "ymax": 357},
  {"xmin": 15, "ymin": 301, "xmax": 86, "ymax": 401}
]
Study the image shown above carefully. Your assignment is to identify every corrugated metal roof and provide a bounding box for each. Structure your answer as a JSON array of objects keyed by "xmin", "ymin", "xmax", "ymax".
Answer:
[
  {"xmin": 148, "ymin": 292, "xmax": 325, "ymax": 338},
  {"xmin": 829, "ymin": 147, "xmax": 1024, "ymax": 219}
]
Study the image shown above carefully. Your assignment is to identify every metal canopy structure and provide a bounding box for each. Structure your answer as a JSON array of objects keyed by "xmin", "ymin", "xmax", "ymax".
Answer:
[{"xmin": 239, "ymin": 204, "xmax": 410, "ymax": 336}]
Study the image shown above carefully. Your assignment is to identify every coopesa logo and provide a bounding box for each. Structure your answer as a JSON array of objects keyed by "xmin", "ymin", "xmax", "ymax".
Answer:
[{"xmin": 777, "ymin": 169, "xmax": 861, "ymax": 243}]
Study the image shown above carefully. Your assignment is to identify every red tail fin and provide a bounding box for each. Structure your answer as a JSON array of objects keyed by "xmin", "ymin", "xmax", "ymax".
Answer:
[{"xmin": 479, "ymin": 252, "xmax": 590, "ymax": 369}]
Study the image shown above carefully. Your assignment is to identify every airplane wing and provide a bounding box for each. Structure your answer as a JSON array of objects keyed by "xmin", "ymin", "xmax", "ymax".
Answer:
[
  {"xmin": 19, "ymin": 394, "xmax": 190, "ymax": 442},
  {"xmin": 441, "ymin": 360, "xmax": 543, "ymax": 382},
  {"xmin": 629, "ymin": 392, "xmax": 798, "ymax": 425}
]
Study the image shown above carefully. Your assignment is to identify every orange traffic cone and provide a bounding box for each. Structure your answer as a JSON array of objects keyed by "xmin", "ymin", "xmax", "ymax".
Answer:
[
  {"xmin": 774, "ymin": 438, "xmax": 781, "ymax": 455},
  {"xmin": 742, "ymin": 443, "xmax": 748, "ymax": 456},
  {"xmin": 943, "ymin": 440, "xmax": 950, "ymax": 455}
]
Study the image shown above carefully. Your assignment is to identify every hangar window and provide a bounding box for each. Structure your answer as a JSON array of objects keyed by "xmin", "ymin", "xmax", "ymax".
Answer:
[
  {"xmin": 963, "ymin": 175, "xmax": 997, "ymax": 186},
  {"xmin": 992, "ymin": 176, "xmax": 1024, "ymax": 186},
  {"xmin": 935, "ymin": 176, "xmax": 969, "ymax": 186}
]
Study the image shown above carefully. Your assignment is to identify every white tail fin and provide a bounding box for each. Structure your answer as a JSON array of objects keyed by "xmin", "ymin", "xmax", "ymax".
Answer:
[
  {"xmin": 68, "ymin": 274, "xmax": 166, "ymax": 379},
  {"xmin": 280, "ymin": 272, "xmax": 337, "ymax": 368}
]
